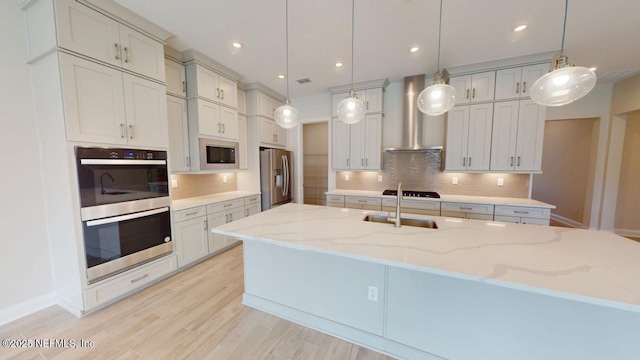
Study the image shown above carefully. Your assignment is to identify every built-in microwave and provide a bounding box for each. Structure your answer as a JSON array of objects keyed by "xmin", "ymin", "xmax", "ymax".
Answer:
[{"xmin": 199, "ymin": 138, "xmax": 239, "ymax": 170}]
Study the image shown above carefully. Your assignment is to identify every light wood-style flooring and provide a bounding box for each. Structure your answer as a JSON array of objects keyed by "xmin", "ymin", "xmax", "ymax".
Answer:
[{"xmin": 0, "ymin": 245, "xmax": 395, "ymax": 360}]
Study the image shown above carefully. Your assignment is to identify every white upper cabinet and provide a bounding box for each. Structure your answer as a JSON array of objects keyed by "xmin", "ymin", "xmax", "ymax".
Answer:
[
  {"xmin": 187, "ymin": 64, "xmax": 237, "ymax": 109},
  {"xmin": 257, "ymin": 93, "xmax": 282, "ymax": 120},
  {"xmin": 165, "ymin": 60, "xmax": 187, "ymax": 97},
  {"xmin": 490, "ymin": 100, "xmax": 545, "ymax": 171},
  {"xmin": 55, "ymin": 0, "xmax": 165, "ymax": 82},
  {"xmin": 259, "ymin": 118, "xmax": 286, "ymax": 147},
  {"xmin": 331, "ymin": 88, "xmax": 383, "ymax": 118},
  {"xmin": 450, "ymin": 71, "xmax": 495, "ymax": 104},
  {"xmin": 122, "ymin": 73, "xmax": 168, "ymax": 147},
  {"xmin": 333, "ymin": 114, "xmax": 382, "ymax": 171},
  {"xmin": 445, "ymin": 103, "xmax": 493, "ymax": 171},
  {"xmin": 495, "ymin": 64, "xmax": 549, "ymax": 100},
  {"xmin": 332, "ymin": 118, "xmax": 351, "ymax": 170},
  {"xmin": 238, "ymin": 115, "xmax": 248, "ymax": 169},
  {"xmin": 167, "ymin": 95, "xmax": 190, "ymax": 171}
]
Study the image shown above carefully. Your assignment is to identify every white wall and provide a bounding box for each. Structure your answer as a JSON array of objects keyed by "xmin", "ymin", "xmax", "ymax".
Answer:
[{"xmin": 0, "ymin": 1, "xmax": 54, "ymax": 323}]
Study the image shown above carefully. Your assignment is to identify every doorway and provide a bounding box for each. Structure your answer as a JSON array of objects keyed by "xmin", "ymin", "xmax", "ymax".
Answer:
[{"xmin": 302, "ymin": 122, "xmax": 328, "ymax": 205}]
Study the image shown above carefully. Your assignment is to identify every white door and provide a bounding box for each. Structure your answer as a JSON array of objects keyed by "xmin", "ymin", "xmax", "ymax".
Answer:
[
  {"xmin": 119, "ymin": 25, "xmax": 165, "ymax": 82},
  {"xmin": 364, "ymin": 114, "xmax": 382, "ymax": 170},
  {"xmin": 450, "ymin": 75, "xmax": 471, "ymax": 104},
  {"xmin": 219, "ymin": 107, "xmax": 239, "ymax": 140},
  {"xmin": 238, "ymin": 115, "xmax": 248, "ymax": 169},
  {"xmin": 332, "ymin": 118, "xmax": 350, "ymax": 170},
  {"xmin": 196, "ymin": 100, "xmax": 221, "ymax": 137},
  {"xmin": 349, "ymin": 119, "xmax": 366, "ymax": 170},
  {"xmin": 490, "ymin": 101, "xmax": 519, "ymax": 171},
  {"xmin": 520, "ymin": 64, "xmax": 550, "ymax": 98},
  {"xmin": 466, "ymin": 103, "xmax": 493, "ymax": 171},
  {"xmin": 60, "ymin": 53, "xmax": 126, "ymax": 144},
  {"xmin": 515, "ymin": 100, "xmax": 545, "ymax": 171},
  {"xmin": 165, "ymin": 60, "xmax": 186, "ymax": 97},
  {"xmin": 55, "ymin": 0, "xmax": 121, "ymax": 68},
  {"xmin": 174, "ymin": 217, "xmax": 208, "ymax": 268},
  {"xmin": 218, "ymin": 76, "xmax": 237, "ymax": 108},
  {"xmin": 445, "ymin": 106, "xmax": 469, "ymax": 171},
  {"xmin": 365, "ymin": 88, "xmax": 383, "ymax": 113},
  {"xmin": 167, "ymin": 96, "xmax": 190, "ymax": 171},
  {"xmin": 494, "ymin": 68, "xmax": 522, "ymax": 101},
  {"xmin": 122, "ymin": 73, "xmax": 168, "ymax": 148},
  {"xmin": 470, "ymin": 71, "xmax": 495, "ymax": 103}
]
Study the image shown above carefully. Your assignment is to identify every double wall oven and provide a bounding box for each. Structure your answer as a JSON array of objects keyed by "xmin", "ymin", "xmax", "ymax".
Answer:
[{"xmin": 76, "ymin": 147, "xmax": 172, "ymax": 284}]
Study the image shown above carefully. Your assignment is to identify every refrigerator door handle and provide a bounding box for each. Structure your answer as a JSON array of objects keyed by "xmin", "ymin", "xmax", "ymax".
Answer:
[
  {"xmin": 285, "ymin": 155, "xmax": 290, "ymax": 197},
  {"xmin": 281, "ymin": 155, "xmax": 287, "ymax": 196}
]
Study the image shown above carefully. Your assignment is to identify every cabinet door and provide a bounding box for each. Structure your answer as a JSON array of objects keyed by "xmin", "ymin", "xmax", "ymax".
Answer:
[
  {"xmin": 466, "ymin": 104, "xmax": 493, "ymax": 171},
  {"xmin": 165, "ymin": 60, "xmax": 186, "ymax": 97},
  {"xmin": 245, "ymin": 203, "xmax": 261, "ymax": 217},
  {"xmin": 122, "ymin": 73, "xmax": 168, "ymax": 148},
  {"xmin": 444, "ymin": 106, "xmax": 469, "ymax": 171},
  {"xmin": 195, "ymin": 66, "xmax": 220, "ymax": 102},
  {"xmin": 450, "ymin": 75, "xmax": 471, "ymax": 104},
  {"xmin": 274, "ymin": 123, "xmax": 287, "ymax": 147},
  {"xmin": 119, "ymin": 25, "xmax": 165, "ymax": 82},
  {"xmin": 55, "ymin": 0, "xmax": 121, "ymax": 68},
  {"xmin": 365, "ymin": 88, "xmax": 383, "ymax": 113},
  {"xmin": 218, "ymin": 76, "xmax": 237, "ymax": 108},
  {"xmin": 520, "ymin": 64, "xmax": 549, "ymax": 98},
  {"xmin": 219, "ymin": 107, "xmax": 238, "ymax": 140},
  {"xmin": 515, "ymin": 100, "xmax": 545, "ymax": 171},
  {"xmin": 470, "ymin": 71, "xmax": 495, "ymax": 103},
  {"xmin": 60, "ymin": 53, "xmax": 126, "ymax": 144},
  {"xmin": 490, "ymin": 101, "xmax": 519, "ymax": 171},
  {"xmin": 167, "ymin": 96, "xmax": 190, "ymax": 171},
  {"xmin": 364, "ymin": 114, "xmax": 382, "ymax": 170},
  {"xmin": 207, "ymin": 213, "xmax": 228, "ymax": 253},
  {"xmin": 349, "ymin": 120, "xmax": 366, "ymax": 170},
  {"xmin": 196, "ymin": 100, "xmax": 221, "ymax": 137},
  {"xmin": 238, "ymin": 115, "xmax": 248, "ymax": 169},
  {"xmin": 237, "ymin": 89, "xmax": 247, "ymax": 115},
  {"xmin": 259, "ymin": 93, "xmax": 275, "ymax": 119},
  {"xmin": 494, "ymin": 68, "xmax": 522, "ymax": 100},
  {"xmin": 174, "ymin": 216, "xmax": 208, "ymax": 267},
  {"xmin": 260, "ymin": 117, "xmax": 275, "ymax": 144},
  {"xmin": 332, "ymin": 118, "xmax": 351, "ymax": 170}
]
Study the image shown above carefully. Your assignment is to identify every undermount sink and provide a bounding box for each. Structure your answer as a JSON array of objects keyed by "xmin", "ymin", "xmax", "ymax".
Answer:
[{"xmin": 363, "ymin": 215, "xmax": 438, "ymax": 229}]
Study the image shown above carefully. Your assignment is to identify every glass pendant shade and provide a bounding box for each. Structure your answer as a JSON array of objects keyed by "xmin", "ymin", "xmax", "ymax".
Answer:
[
  {"xmin": 530, "ymin": 56, "xmax": 596, "ymax": 107},
  {"xmin": 417, "ymin": 72, "xmax": 456, "ymax": 116},
  {"xmin": 337, "ymin": 90, "xmax": 366, "ymax": 124},
  {"xmin": 274, "ymin": 100, "xmax": 299, "ymax": 129}
]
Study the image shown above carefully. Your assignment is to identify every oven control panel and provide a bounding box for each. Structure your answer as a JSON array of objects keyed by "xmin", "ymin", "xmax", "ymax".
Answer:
[{"xmin": 76, "ymin": 147, "xmax": 167, "ymax": 160}]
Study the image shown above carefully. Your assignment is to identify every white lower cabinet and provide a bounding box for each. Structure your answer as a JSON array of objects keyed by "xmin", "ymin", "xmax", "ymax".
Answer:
[
  {"xmin": 440, "ymin": 202, "xmax": 494, "ymax": 220},
  {"xmin": 208, "ymin": 201, "xmax": 245, "ymax": 253},
  {"xmin": 173, "ymin": 206, "xmax": 208, "ymax": 267},
  {"xmin": 327, "ymin": 195, "xmax": 345, "ymax": 208},
  {"xmin": 344, "ymin": 196, "xmax": 382, "ymax": 211},
  {"xmin": 494, "ymin": 205, "xmax": 551, "ymax": 225}
]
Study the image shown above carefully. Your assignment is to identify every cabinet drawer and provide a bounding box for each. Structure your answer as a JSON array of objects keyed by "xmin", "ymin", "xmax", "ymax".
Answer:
[
  {"xmin": 327, "ymin": 195, "xmax": 345, "ymax": 207},
  {"xmin": 244, "ymin": 195, "xmax": 260, "ymax": 206},
  {"xmin": 207, "ymin": 199, "xmax": 244, "ymax": 214},
  {"xmin": 382, "ymin": 198, "xmax": 441, "ymax": 211},
  {"xmin": 383, "ymin": 207, "xmax": 440, "ymax": 217},
  {"xmin": 345, "ymin": 196, "xmax": 382, "ymax": 207},
  {"xmin": 521, "ymin": 217, "xmax": 549, "ymax": 226},
  {"xmin": 466, "ymin": 213, "xmax": 494, "ymax": 221},
  {"xmin": 495, "ymin": 206, "xmax": 550, "ymax": 219},
  {"xmin": 441, "ymin": 202, "xmax": 494, "ymax": 215},
  {"xmin": 174, "ymin": 206, "xmax": 207, "ymax": 222},
  {"xmin": 84, "ymin": 255, "xmax": 177, "ymax": 310},
  {"xmin": 494, "ymin": 215, "xmax": 521, "ymax": 224}
]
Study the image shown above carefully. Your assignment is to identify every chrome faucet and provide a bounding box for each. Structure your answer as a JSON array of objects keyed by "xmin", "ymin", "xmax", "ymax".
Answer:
[
  {"xmin": 388, "ymin": 182, "xmax": 402, "ymax": 228},
  {"xmin": 100, "ymin": 173, "xmax": 115, "ymax": 194}
]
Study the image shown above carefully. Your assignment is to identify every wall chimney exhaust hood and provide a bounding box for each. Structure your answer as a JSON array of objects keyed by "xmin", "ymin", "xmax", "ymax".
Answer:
[{"xmin": 384, "ymin": 75, "xmax": 443, "ymax": 153}]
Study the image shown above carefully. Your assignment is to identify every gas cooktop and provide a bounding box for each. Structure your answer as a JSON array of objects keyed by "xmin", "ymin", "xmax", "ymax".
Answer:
[{"xmin": 382, "ymin": 189, "xmax": 440, "ymax": 198}]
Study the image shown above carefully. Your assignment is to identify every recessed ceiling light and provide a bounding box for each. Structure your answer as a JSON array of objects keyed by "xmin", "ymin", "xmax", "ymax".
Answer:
[
  {"xmin": 409, "ymin": 46, "xmax": 420, "ymax": 53},
  {"xmin": 278, "ymin": 75, "xmax": 285, "ymax": 79},
  {"xmin": 335, "ymin": 62, "xmax": 343, "ymax": 67},
  {"xmin": 514, "ymin": 24, "xmax": 527, "ymax": 32},
  {"xmin": 232, "ymin": 42, "xmax": 242, "ymax": 48},
  {"xmin": 589, "ymin": 67, "xmax": 597, "ymax": 72}
]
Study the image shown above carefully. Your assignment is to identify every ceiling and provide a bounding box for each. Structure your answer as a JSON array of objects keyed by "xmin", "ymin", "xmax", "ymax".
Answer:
[{"xmin": 114, "ymin": 0, "xmax": 640, "ymax": 98}]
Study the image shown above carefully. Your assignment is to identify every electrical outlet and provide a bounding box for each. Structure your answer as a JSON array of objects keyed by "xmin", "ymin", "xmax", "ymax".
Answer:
[
  {"xmin": 378, "ymin": 175, "xmax": 383, "ymax": 182},
  {"xmin": 345, "ymin": 174, "xmax": 350, "ymax": 181},
  {"xmin": 368, "ymin": 286, "xmax": 378, "ymax": 302},
  {"xmin": 452, "ymin": 177, "xmax": 458, "ymax": 185},
  {"xmin": 497, "ymin": 178, "xmax": 504, "ymax": 187},
  {"xmin": 222, "ymin": 175, "xmax": 227, "ymax": 183},
  {"xmin": 171, "ymin": 179, "xmax": 178, "ymax": 188}
]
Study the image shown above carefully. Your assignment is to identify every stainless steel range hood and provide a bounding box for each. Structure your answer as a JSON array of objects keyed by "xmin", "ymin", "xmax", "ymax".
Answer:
[{"xmin": 384, "ymin": 75, "xmax": 443, "ymax": 153}]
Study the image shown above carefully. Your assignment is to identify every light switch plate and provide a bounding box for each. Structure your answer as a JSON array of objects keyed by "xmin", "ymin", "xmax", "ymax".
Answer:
[
  {"xmin": 452, "ymin": 177, "xmax": 458, "ymax": 185},
  {"xmin": 378, "ymin": 175, "xmax": 383, "ymax": 182},
  {"xmin": 223, "ymin": 175, "xmax": 227, "ymax": 183},
  {"xmin": 497, "ymin": 178, "xmax": 504, "ymax": 187},
  {"xmin": 171, "ymin": 179, "xmax": 178, "ymax": 188},
  {"xmin": 345, "ymin": 174, "xmax": 350, "ymax": 181}
]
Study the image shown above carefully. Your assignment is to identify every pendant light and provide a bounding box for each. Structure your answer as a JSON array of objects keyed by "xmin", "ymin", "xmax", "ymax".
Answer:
[
  {"xmin": 336, "ymin": 0, "xmax": 366, "ymax": 125},
  {"xmin": 417, "ymin": 0, "xmax": 456, "ymax": 116},
  {"xmin": 530, "ymin": 0, "xmax": 596, "ymax": 107},
  {"xmin": 274, "ymin": 0, "xmax": 299, "ymax": 129}
]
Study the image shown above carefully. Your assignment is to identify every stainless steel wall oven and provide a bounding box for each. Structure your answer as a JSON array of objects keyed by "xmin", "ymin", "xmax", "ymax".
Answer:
[{"xmin": 75, "ymin": 147, "xmax": 172, "ymax": 284}]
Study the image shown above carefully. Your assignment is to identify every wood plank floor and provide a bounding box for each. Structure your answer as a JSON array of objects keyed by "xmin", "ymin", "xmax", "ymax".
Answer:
[{"xmin": 0, "ymin": 245, "xmax": 396, "ymax": 360}]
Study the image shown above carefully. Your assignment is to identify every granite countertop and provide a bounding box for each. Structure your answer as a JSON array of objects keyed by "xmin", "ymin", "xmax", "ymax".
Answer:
[
  {"xmin": 326, "ymin": 189, "xmax": 555, "ymax": 208},
  {"xmin": 172, "ymin": 190, "xmax": 261, "ymax": 211},
  {"xmin": 213, "ymin": 203, "xmax": 640, "ymax": 313}
]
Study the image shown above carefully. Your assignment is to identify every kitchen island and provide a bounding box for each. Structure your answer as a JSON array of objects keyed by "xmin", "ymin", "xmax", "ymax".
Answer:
[{"xmin": 212, "ymin": 203, "xmax": 640, "ymax": 360}]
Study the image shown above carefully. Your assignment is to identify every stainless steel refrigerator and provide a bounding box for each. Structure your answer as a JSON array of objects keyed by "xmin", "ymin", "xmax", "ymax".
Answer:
[{"xmin": 260, "ymin": 148, "xmax": 293, "ymax": 210}]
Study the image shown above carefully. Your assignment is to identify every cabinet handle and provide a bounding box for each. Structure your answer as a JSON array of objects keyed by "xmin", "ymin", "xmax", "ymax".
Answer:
[
  {"xmin": 516, "ymin": 82, "xmax": 520, "ymax": 94},
  {"xmin": 468, "ymin": 157, "xmax": 472, "ymax": 166},
  {"xmin": 203, "ymin": 219, "xmax": 208, "ymax": 231},
  {"xmin": 221, "ymin": 89, "xmax": 224, "ymax": 100},
  {"xmin": 124, "ymin": 47, "xmax": 129, "ymax": 63},
  {"xmin": 223, "ymin": 203, "xmax": 233, "ymax": 208},
  {"xmin": 218, "ymin": 123, "xmax": 221, "ymax": 133},
  {"xmin": 347, "ymin": 158, "xmax": 349, "ymax": 167},
  {"xmin": 514, "ymin": 210, "xmax": 530, "ymax": 214},
  {"xmin": 185, "ymin": 211, "xmax": 198, "ymax": 216},
  {"xmin": 522, "ymin": 81, "xmax": 527, "ymax": 93},
  {"xmin": 462, "ymin": 157, "xmax": 466, "ymax": 166},
  {"xmin": 358, "ymin": 200, "xmax": 367, "ymax": 203},
  {"xmin": 217, "ymin": 88, "xmax": 220, "ymax": 99},
  {"xmin": 466, "ymin": 89, "xmax": 470, "ymax": 99},
  {"xmin": 225, "ymin": 214, "xmax": 229, "ymax": 223},
  {"xmin": 365, "ymin": 158, "xmax": 368, "ymax": 166},
  {"xmin": 128, "ymin": 124, "xmax": 134, "ymax": 139},
  {"xmin": 229, "ymin": 213, "xmax": 233, "ymax": 222},
  {"xmin": 517, "ymin": 156, "xmax": 521, "ymax": 167},
  {"xmin": 460, "ymin": 207, "xmax": 473, "ymax": 210},
  {"xmin": 222, "ymin": 123, "xmax": 225, "ymax": 133},
  {"xmin": 120, "ymin": 123, "xmax": 125, "ymax": 138},
  {"xmin": 186, "ymin": 156, "xmax": 190, "ymax": 168},
  {"xmin": 472, "ymin": 88, "xmax": 476, "ymax": 99},
  {"xmin": 114, "ymin": 43, "xmax": 121, "ymax": 60},
  {"xmin": 510, "ymin": 156, "xmax": 514, "ymax": 167},
  {"xmin": 130, "ymin": 274, "xmax": 148, "ymax": 283},
  {"xmin": 275, "ymin": 134, "xmax": 277, "ymax": 142},
  {"xmin": 361, "ymin": 158, "xmax": 364, "ymax": 166},
  {"xmin": 182, "ymin": 81, "xmax": 186, "ymax": 93},
  {"xmin": 366, "ymin": 100, "xmax": 369, "ymax": 110},
  {"xmin": 245, "ymin": 209, "xmax": 249, "ymax": 217}
]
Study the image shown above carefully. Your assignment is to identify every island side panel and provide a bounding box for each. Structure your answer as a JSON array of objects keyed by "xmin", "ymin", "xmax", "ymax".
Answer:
[
  {"xmin": 242, "ymin": 241, "xmax": 386, "ymax": 336},
  {"xmin": 386, "ymin": 267, "xmax": 640, "ymax": 360}
]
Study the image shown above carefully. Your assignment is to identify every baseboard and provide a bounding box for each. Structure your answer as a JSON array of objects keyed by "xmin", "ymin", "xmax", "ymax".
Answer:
[
  {"xmin": 0, "ymin": 292, "xmax": 56, "ymax": 327},
  {"xmin": 550, "ymin": 213, "xmax": 586, "ymax": 229},
  {"xmin": 614, "ymin": 228, "xmax": 640, "ymax": 238}
]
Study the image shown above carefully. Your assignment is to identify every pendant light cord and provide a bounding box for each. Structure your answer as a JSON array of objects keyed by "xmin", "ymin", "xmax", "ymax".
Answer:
[
  {"xmin": 560, "ymin": 0, "xmax": 568, "ymax": 53},
  {"xmin": 285, "ymin": 0, "xmax": 290, "ymax": 100},
  {"xmin": 436, "ymin": 0, "xmax": 443, "ymax": 71},
  {"xmin": 350, "ymin": 0, "xmax": 355, "ymax": 87}
]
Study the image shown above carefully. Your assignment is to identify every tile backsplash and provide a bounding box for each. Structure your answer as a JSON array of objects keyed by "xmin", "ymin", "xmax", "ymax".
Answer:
[
  {"xmin": 336, "ymin": 152, "xmax": 530, "ymax": 198},
  {"xmin": 170, "ymin": 173, "xmax": 237, "ymax": 200}
]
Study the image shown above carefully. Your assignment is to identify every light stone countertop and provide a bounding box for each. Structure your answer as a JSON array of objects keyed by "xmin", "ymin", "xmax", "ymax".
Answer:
[
  {"xmin": 326, "ymin": 189, "xmax": 556, "ymax": 208},
  {"xmin": 213, "ymin": 203, "xmax": 640, "ymax": 313},
  {"xmin": 172, "ymin": 190, "xmax": 261, "ymax": 211}
]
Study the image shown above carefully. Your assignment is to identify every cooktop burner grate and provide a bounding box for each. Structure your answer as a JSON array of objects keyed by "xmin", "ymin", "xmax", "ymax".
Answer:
[{"xmin": 382, "ymin": 189, "xmax": 440, "ymax": 198}]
